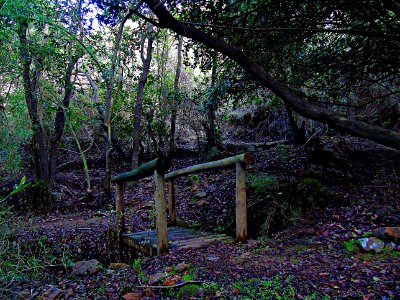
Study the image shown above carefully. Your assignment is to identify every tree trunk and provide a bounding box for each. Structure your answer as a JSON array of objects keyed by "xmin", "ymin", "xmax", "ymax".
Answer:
[
  {"xmin": 103, "ymin": 11, "xmax": 133, "ymax": 195},
  {"xmin": 157, "ymin": 33, "xmax": 169, "ymax": 156},
  {"xmin": 285, "ymin": 103, "xmax": 306, "ymax": 144},
  {"xmin": 49, "ymin": 57, "xmax": 78, "ymax": 184},
  {"xmin": 204, "ymin": 51, "xmax": 219, "ymax": 148},
  {"xmin": 17, "ymin": 22, "xmax": 51, "ymax": 207},
  {"xmin": 142, "ymin": 0, "xmax": 400, "ymax": 150},
  {"xmin": 85, "ymin": 72, "xmax": 127, "ymax": 162},
  {"xmin": 132, "ymin": 25, "xmax": 154, "ymax": 169},
  {"xmin": 169, "ymin": 35, "xmax": 182, "ymax": 156}
]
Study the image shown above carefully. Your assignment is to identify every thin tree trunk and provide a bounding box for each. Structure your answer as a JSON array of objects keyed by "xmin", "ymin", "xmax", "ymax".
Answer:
[
  {"xmin": 104, "ymin": 10, "xmax": 133, "ymax": 195},
  {"xmin": 132, "ymin": 25, "xmax": 154, "ymax": 168},
  {"xmin": 65, "ymin": 108, "xmax": 93, "ymax": 201},
  {"xmin": 49, "ymin": 57, "xmax": 78, "ymax": 184},
  {"xmin": 169, "ymin": 35, "xmax": 182, "ymax": 156},
  {"xmin": 156, "ymin": 33, "xmax": 169, "ymax": 156},
  {"xmin": 205, "ymin": 51, "xmax": 218, "ymax": 148},
  {"xmin": 85, "ymin": 72, "xmax": 127, "ymax": 161}
]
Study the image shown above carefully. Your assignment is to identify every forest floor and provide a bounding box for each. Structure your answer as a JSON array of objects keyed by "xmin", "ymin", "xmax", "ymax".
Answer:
[{"xmin": 2, "ymin": 135, "xmax": 400, "ymax": 299}]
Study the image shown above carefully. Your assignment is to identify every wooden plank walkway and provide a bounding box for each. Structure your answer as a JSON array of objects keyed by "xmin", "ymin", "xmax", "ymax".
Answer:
[{"xmin": 122, "ymin": 227, "xmax": 233, "ymax": 256}]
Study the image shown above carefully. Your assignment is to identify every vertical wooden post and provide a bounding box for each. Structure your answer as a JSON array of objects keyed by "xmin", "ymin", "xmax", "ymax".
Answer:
[
  {"xmin": 154, "ymin": 170, "xmax": 169, "ymax": 254},
  {"xmin": 167, "ymin": 179, "xmax": 176, "ymax": 225},
  {"xmin": 235, "ymin": 162, "xmax": 247, "ymax": 242},
  {"xmin": 116, "ymin": 182, "xmax": 125, "ymax": 237}
]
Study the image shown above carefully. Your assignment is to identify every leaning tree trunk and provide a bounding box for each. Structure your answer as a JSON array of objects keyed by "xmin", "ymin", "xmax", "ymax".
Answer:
[
  {"xmin": 142, "ymin": 0, "xmax": 400, "ymax": 150},
  {"xmin": 169, "ymin": 35, "xmax": 182, "ymax": 156},
  {"xmin": 132, "ymin": 26, "xmax": 154, "ymax": 169}
]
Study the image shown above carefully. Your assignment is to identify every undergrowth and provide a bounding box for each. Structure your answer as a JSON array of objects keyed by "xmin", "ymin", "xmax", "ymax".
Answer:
[
  {"xmin": 248, "ymin": 173, "xmax": 335, "ymax": 236},
  {"xmin": 0, "ymin": 178, "xmax": 74, "ymax": 292}
]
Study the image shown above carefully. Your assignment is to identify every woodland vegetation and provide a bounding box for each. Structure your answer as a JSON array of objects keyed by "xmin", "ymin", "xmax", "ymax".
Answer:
[{"xmin": 0, "ymin": 0, "xmax": 399, "ymax": 299}]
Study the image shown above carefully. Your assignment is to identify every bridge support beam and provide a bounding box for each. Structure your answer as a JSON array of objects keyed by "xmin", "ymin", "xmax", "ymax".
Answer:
[
  {"xmin": 235, "ymin": 162, "xmax": 247, "ymax": 242},
  {"xmin": 154, "ymin": 169, "xmax": 169, "ymax": 254}
]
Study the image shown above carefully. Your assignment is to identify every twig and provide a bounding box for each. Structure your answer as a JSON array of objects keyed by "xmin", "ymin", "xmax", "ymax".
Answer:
[
  {"xmin": 302, "ymin": 128, "xmax": 322, "ymax": 146},
  {"xmin": 136, "ymin": 281, "xmax": 202, "ymax": 289}
]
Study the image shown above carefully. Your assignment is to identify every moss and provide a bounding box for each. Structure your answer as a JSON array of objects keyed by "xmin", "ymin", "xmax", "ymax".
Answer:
[{"xmin": 177, "ymin": 284, "xmax": 201, "ymax": 298}]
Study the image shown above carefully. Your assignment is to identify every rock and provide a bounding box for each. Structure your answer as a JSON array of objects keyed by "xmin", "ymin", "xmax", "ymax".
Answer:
[
  {"xmin": 194, "ymin": 191, "xmax": 207, "ymax": 198},
  {"xmin": 206, "ymin": 255, "xmax": 219, "ymax": 261},
  {"xmin": 358, "ymin": 237, "xmax": 385, "ymax": 253},
  {"xmin": 176, "ymin": 262, "xmax": 189, "ymax": 273},
  {"xmin": 18, "ymin": 290, "xmax": 31, "ymax": 300},
  {"xmin": 239, "ymin": 252, "xmax": 252, "ymax": 259},
  {"xmin": 372, "ymin": 227, "xmax": 400, "ymax": 242},
  {"xmin": 197, "ymin": 200, "xmax": 207, "ymax": 207},
  {"xmin": 148, "ymin": 272, "xmax": 167, "ymax": 284},
  {"xmin": 38, "ymin": 286, "xmax": 63, "ymax": 300},
  {"xmin": 109, "ymin": 262, "xmax": 131, "ymax": 270},
  {"xmin": 71, "ymin": 259, "xmax": 102, "ymax": 276},
  {"xmin": 122, "ymin": 292, "xmax": 141, "ymax": 300}
]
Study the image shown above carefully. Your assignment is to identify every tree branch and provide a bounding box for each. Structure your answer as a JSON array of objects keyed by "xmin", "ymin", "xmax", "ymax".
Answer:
[
  {"xmin": 141, "ymin": 0, "xmax": 400, "ymax": 150},
  {"xmin": 180, "ymin": 21, "xmax": 400, "ymax": 40}
]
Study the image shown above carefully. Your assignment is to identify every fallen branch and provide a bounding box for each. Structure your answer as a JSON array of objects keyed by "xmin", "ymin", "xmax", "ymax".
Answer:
[{"xmin": 135, "ymin": 281, "xmax": 202, "ymax": 289}]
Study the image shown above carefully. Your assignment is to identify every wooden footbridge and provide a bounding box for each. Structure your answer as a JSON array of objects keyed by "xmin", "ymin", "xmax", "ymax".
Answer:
[{"xmin": 112, "ymin": 153, "xmax": 253, "ymax": 256}]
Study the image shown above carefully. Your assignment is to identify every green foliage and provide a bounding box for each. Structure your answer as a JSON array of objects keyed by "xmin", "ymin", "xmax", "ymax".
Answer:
[
  {"xmin": 248, "ymin": 174, "xmax": 279, "ymax": 194},
  {"xmin": 343, "ymin": 239, "xmax": 361, "ymax": 255},
  {"xmin": 0, "ymin": 176, "xmax": 30, "ymax": 205},
  {"xmin": 343, "ymin": 240, "xmax": 360, "ymax": 255},
  {"xmin": 188, "ymin": 174, "xmax": 199, "ymax": 183},
  {"xmin": 0, "ymin": 91, "xmax": 33, "ymax": 177},
  {"xmin": 233, "ymin": 276, "xmax": 296, "ymax": 299},
  {"xmin": 133, "ymin": 258, "xmax": 148, "ymax": 283},
  {"xmin": 202, "ymin": 281, "xmax": 219, "ymax": 294}
]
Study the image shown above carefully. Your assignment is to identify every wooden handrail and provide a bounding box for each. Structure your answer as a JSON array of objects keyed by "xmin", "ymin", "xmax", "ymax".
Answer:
[
  {"xmin": 113, "ymin": 157, "xmax": 171, "ymax": 255},
  {"xmin": 166, "ymin": 152, "xmax": 253, "ymax": 242},
  {"xmin": 112, "ymin": 157, "xmax": 171, "ymax": 183},
  {"xmin": 165, "ymin": 153, "xmax": 253, "ymax": 180}
]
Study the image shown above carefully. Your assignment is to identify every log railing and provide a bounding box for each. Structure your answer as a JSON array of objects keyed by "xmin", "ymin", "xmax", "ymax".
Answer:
[
  {"xmin": 112, "ymin": 157, "xmax": 171, "ymax": 255},
  {"xmin": 165, "ymin": 153, "xmax": 253, "ymax": 242}
]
